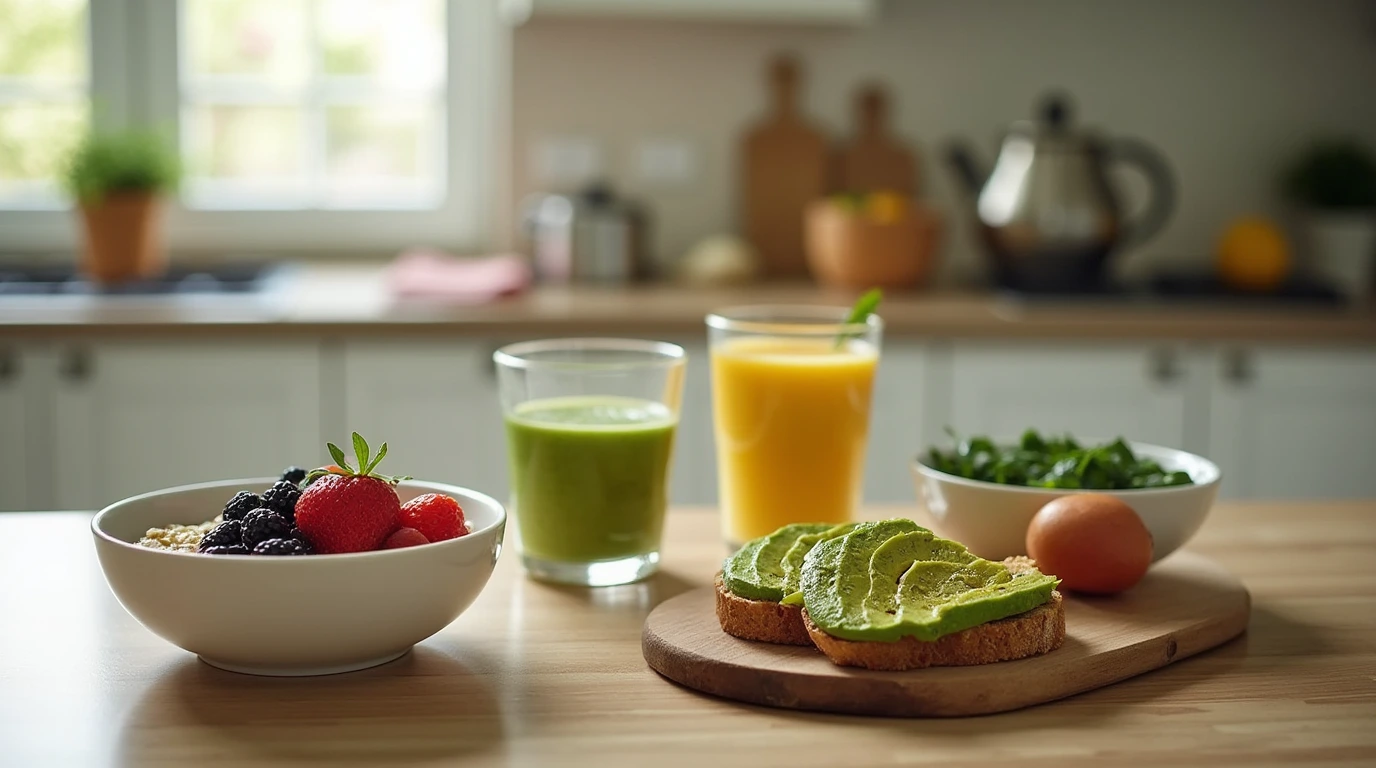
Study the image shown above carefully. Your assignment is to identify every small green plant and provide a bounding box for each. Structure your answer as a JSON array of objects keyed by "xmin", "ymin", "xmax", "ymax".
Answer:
[
  {"xmin": 1281, "ymin": 139, "xmax": 1376, "ymax": 210},
  {"xmin": 62, "ymin": 129, "xmax": 181, "ymax": 205}
]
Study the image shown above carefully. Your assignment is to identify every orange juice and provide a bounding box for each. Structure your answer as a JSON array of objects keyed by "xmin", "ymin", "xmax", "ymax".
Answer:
[{"xmin": 710, "ymin": 336, "xmax": 879, "ymax": 543}]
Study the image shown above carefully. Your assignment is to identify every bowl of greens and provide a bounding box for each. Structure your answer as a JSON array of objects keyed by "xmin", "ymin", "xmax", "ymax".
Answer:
[{"xmin": 913, "ymin": 430, "xmax": 1221, "ymax": 561}]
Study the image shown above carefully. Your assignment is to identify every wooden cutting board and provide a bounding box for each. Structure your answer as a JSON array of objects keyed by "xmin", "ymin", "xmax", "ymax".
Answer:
[
  {"xmin": 741, "ymin": 55, "xmax": 831, "ymax": 277},
  {"xmin": 642, "ymin": 551, "xmax": 1250, "ymax": 717},
  {"xmin": 836, "ymin": 83, "xmax": 918, "ymax": 196}
]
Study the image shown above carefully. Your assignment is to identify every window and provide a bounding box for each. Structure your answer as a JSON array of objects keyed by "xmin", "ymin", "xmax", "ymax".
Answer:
[
  {"xmin": 0, "ymin": 0, "xmax": 502, "ymax": 254},
  {"xmin": 0, "ymin": 0, "xmax": 89, "ymax": 209},
  {"xmin": 179, "ymin": 0, "xmax": 446, "ymax": 210}
]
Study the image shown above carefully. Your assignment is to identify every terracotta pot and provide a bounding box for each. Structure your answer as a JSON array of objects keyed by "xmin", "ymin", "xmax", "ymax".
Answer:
[
  {"xmin": 804, "ymin": 199, "xmax": 943, "ymax": 290},
  {"xmin": 78, "ymin": 191, "xmax": 166, "ymax": 284}
]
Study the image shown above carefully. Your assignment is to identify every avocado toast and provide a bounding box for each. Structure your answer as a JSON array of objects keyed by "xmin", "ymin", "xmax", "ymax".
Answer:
[
  {"xmin": 717, "ymin": 522, "xmax": 861, "ymax": 645},
  {"xmin": 719, "ymin": 520, "xmax": 1066, "ymax": 669}
]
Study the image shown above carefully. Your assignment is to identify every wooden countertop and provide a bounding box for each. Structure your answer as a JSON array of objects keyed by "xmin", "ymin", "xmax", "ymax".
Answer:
[
  {"xmin": 1, "ymin": 265, "xmax": 1373, "ymax": 342},
  {"xmin": 2, "ymin": 502, "xmax": 1373, "ymax": 766}
]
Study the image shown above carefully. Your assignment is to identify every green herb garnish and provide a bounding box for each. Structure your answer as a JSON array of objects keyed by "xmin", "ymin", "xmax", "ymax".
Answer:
[
  {"xmin": 304, "ymin": 431, "xmax": 412, "ymax": 486},
  {"xmin": 925, "ymin": 428, "xmax": 1193, "ymax": 490},
  {"xmin": 835, "ymin": 288, "xmax": 882, "ymax": 349}
]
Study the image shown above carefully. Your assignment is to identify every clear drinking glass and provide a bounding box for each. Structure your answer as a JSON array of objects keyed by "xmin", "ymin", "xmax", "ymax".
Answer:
[
  {"xmin": 494, "ymin": 338, "xmax": 685, "ymax": 586},
  {"xmin": 706, "ymin": 306, "xmax": 883, "ymax": 545}
]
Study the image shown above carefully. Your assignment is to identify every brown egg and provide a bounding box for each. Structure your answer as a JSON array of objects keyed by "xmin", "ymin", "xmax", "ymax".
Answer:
[{"xmin": 1025, "ymin": 493, "xmax": 1153, "ymax": 595}]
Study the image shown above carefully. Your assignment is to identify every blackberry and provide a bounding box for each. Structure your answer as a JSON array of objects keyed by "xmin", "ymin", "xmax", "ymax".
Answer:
[
  {"xmin": 252, "ymin": 538, "xmax": 313, "ymax": 556},
  {"xmin": 197, "ymin": 520, "xmax": 243, "ymax": 552},
  {"xmin": 280, "ymin": 466, "xmax": 307, "ymax": 485},
  {"xmin": 202, "ymin": 545, "xmax": 250, "ymax": 556},
  {"xmin": 261, "ymin": 480, "xmax": 302, "ymax": 521},
  {"xmin": 222, "ymin": 491, "xmax": 262, "ymax": 522},
  {"xmin": 241, "ymin": 508, "xmax": 292, "ymax": 548}
]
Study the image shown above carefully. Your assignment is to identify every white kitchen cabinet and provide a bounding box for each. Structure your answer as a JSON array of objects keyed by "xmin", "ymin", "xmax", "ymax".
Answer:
[
  {"xmin": 668, "ymin": 339, "xmax": 717, "ymax": 506},
  {"xmin": 49, "ymin": 341, "xmax": 323, "ymax": 510},
  {"xmin": 340, "ymin": 341, "xmax": 509, "ymax": 503},
  {"xmin": 0, "ymin": 343, "xmax": 35, "ymax": 511},
  {"xmin": 1208, "ymin": 347, "xmax": 1376, "ymax": 500},
  {"xmin": 863, "ymin": 341, "xmax": 932, "ymax": 502},
  {"xmin": 947, "ymin": 343, "xmax": 1199, "ymax": 451}
]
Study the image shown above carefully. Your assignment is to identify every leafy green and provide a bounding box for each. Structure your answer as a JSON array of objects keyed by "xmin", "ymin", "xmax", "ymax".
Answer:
[
  {"xmin": 835, "ymin": 288, "xmax": 882, "ymax": 349},
  {"xmin": 1281, "ymin": 139, "xmax": 1376, "ymax": 210},
  {"xmin": 327, "ymin": 442, "xmax": 353, "ymax": 473},
  {"xmin": 925, "ymin": 429, "xmax": 1193, "ymax": 490},
  {"xmin": 306, "ymin": 432, "xmax": 412, "ymax": 486},
  {"xmin": 62, "ymin": 129, "xmax": 181, "ymax": 205}
]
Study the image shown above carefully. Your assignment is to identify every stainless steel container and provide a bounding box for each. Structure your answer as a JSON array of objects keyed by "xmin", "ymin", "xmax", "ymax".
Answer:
[{"xmin": 520, "ymin": 184, "xmax": 650, "ymax": 284}]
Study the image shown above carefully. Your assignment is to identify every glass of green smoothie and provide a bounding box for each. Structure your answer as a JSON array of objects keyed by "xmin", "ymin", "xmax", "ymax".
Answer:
[{"xmin": 494, "ymin": 338, "xmax": 685, "ymax": 587}]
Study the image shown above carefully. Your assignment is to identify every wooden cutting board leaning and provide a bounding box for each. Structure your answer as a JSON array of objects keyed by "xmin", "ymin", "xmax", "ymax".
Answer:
[
  {"xmin": 836, "ymin": 83, "xmax": 919, "ymax": 197},
  {"xmin": 741, "ymin": 56, "xmax": 831, "ymax": 278}
]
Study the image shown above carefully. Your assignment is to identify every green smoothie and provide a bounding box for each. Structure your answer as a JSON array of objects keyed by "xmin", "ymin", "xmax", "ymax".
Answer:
[{"xmin": 505, "ymin": 395, "xmax": 677, "ymax": 563}]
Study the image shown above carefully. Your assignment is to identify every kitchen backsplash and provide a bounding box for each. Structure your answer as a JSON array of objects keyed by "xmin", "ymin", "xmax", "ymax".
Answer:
[{"xmin": 510, "ymin": 0, "xmax": 1376, "ymax": 285}]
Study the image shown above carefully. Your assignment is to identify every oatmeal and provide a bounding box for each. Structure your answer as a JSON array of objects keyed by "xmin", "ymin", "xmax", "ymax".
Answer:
[{"xmin": 139, "ymin": 517, "xmax": 222, "ymax": 552}]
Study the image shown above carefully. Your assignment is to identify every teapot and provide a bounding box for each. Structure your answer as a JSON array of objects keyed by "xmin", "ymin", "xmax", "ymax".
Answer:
[{"xmin": 948, "ymin": 94, "xmax": 1176, "ymax": 292}]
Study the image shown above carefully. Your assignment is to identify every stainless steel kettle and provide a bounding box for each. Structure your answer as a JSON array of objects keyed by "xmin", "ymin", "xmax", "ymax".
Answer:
[
  {"xmin": 519, "ymin": 183, "xmax": 650, "ymax": 284},
  {"xmin": 948, "ymin": 94, "xmax": 1176, "ymax": 291}
]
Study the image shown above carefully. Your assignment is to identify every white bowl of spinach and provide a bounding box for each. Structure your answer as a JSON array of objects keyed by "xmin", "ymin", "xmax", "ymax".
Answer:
[
  {"xmin": 913, "ymin": 431, "xmax": 1221, "ymax": 562},
  {"xmin": 925, "ymin": 430, "xmax": 1193, "ymax": 490}
]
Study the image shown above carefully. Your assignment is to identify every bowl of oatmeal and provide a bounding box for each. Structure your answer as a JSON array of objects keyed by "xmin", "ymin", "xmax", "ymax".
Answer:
[{"xmin": 91, "ymin": 477, "xmax": 505, "ymax": 676}]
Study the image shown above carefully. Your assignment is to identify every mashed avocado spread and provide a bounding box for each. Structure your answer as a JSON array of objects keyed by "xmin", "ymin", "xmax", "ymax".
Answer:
[
  {"xmin": 800, "ymin": 520, "xmax": 1059, "ymax": 642},
  {"xmin": 724, "ymin": 519, "xmax": 1059, "ymax": 643},
  {"xmin": 723, "ymin": 522, "xmax": 860, "ymax": 602}
]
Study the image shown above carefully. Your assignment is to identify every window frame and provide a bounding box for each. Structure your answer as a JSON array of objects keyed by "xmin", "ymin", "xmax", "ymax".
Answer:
[{"xmin": 0, "ymin": 0, "xmax": 505, "ymax": 256}]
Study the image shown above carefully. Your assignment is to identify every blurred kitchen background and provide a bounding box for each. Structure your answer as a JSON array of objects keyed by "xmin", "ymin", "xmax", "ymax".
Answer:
[{"xmin": 1, "ymin": 0, "xmax": 1374, "ymax": 512}]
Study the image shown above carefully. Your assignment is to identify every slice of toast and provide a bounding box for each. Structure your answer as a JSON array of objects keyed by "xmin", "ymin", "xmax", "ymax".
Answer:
[
  {"xmin": 803, "ymin": 556, "xmax": 1066, "ymax": 670},
  {"xmin": 714, "ymin": 574, "xmax": 813, "ymax": 646}
]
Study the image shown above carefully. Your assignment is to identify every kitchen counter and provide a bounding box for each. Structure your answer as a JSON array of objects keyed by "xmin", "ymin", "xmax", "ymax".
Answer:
[
  {"xmin": 2, "ymin": 502, "xmax": 1373, "ymax": 766},
  {"xmin": 1, "ymin": 264, "xmax": 1373, "ymax": 342}
]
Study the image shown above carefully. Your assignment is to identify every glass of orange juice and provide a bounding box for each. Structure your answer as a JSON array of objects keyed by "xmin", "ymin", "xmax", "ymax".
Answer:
[{"xmin": 706, "ymin": 306, "xmax": 882, "ymax": 544}]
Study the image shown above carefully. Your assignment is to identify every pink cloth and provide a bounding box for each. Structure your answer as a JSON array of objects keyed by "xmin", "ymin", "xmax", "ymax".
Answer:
[{"xmin": 387, "ymin": 250, "xmax": 532, "ymax": 304}]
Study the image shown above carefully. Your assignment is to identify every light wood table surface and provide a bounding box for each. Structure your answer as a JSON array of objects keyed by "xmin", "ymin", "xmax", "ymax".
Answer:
[{"xmin": 2, "ymin": 502, "xmax": 1374, "ymax": 767}]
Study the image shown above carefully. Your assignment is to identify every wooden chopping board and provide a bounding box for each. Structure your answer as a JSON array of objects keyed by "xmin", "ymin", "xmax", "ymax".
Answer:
[
  {"xmin": 642, "ymin": 551, "xmax": 1250, "ymax": 717},
  {"xmin": 741, "ymin": 55, "xmax": 830, "ymax": 277},
  {"xmin": 836, "ymin": 83, "xmax": 918, "ymax": 196}
]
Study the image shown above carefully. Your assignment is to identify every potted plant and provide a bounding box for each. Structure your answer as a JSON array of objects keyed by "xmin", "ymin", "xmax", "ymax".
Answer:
[
  {"xmin": 63, "ymin": 130, "xmax": 181, "ymax": 284},
  {"xmin": 1281, "ymin": 139, "xmax": 1376, "ymax": 299}
]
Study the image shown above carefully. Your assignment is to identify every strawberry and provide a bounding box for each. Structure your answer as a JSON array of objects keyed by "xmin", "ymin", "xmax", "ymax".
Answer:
[
  {"xmin": 400, "ymin": 493, "xmax": 467, "ymax": 542},
  {"xmin": 382, "ymin": 527, "xmax": 430, "ymax": 549},
  {"xmin": 294, "ymin": 433, "xmax": 411, "ymax": 554}
]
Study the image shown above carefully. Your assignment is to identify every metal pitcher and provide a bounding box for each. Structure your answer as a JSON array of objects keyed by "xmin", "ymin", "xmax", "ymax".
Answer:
[{"xmin": 948, "ymin": 94, "xmax": 1176, "ymax": 292}]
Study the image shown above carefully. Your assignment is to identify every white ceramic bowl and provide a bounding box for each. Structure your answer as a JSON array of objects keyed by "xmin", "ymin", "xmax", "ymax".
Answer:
[
  {"xmin": 92, "ymin": 478, "xmax": 505, "ymax": 676},
  {"xmin": 913, "ymin": 442, "xmax": 1221, "ymax": 562}
]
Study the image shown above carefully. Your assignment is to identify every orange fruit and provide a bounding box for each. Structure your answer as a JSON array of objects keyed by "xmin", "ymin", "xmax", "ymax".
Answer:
[
  {"xmin": 1216, "ymin": 217, "xmax": 1291, "ymax": 292},
  {"xmin": 864, "ymin": 191, "xmax": 908, "ymax": 224}
]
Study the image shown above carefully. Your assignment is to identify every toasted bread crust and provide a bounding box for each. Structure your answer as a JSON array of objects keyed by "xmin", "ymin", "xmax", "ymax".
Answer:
[
  {"xmin": 714, "ymin": 574, "xmax": 814, "ymax": 646},
  {"xmin": 803, "ymin": 591, "xmax": 1066, "ymax": 670}
]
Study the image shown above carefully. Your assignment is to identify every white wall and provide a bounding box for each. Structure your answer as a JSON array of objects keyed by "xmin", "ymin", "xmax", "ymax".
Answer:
[{"xmin": 511, "ymin": 0, "xmax": 1376, "ymax": 284}]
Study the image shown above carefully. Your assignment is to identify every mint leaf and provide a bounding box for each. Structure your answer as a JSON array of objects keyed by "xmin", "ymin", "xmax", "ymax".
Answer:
[{"xmin": 835, "ymin": 288, "xmax": 882, "ymax": 349}]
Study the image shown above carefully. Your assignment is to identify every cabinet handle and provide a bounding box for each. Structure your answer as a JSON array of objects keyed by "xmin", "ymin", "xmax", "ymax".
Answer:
[
  {"xmin": 1223, "ymin": 349, "xmax": 1254, "ymax": 386},
  {"xmin": 1148, "ymin": 347, "xmax": 1182, "ymax": 384},
  {"xmin": 61, "ymin": 347, "xmax": 93, "ymax": 383},
  {"xmin": 0, "ymin": 347, "xmax": 16, "ymax": 383}
]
